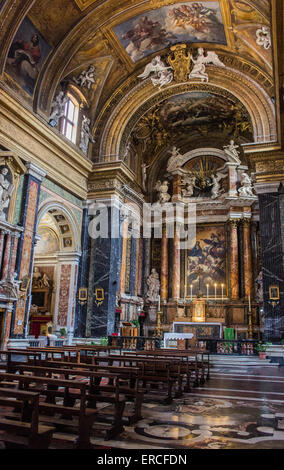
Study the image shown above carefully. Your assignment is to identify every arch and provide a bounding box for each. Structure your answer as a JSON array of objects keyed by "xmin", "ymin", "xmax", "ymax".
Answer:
[
  {"xmin": 36, "ymin": 201, "xmax": 81, "ymax": 253},
  {"xmin": 96, "ymin": 65, "xmax": 276, "ymax": 160}
]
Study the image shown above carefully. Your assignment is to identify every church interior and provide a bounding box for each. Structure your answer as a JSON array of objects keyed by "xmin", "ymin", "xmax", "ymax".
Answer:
[{"xmin": 0, "ymin": 0, "xmax": 284, "ymax": 452}]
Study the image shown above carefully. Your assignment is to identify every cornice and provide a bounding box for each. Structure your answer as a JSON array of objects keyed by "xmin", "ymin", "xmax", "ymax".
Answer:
[{"xmin": 0, "ymin": 88, "xmax": 92, "ymax": 200}]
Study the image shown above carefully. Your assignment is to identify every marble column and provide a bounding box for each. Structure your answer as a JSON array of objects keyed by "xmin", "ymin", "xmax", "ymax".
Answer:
[
  {"xmin": 160, "ymin": 224, "xmax": 168, "ymax": 301},
  {"xmin": 86, "ymin": 200, "xmax": 122, "ymax": 337},
  {"xmin": 74, "ymin": 202, "xmax": 91, "ymax": 338},
  {"xmin": 0, "ymin": 230, "xmax": 5, "ymax": 266},
  {"xmin": 172, "ymin": 224, "xmax": 180, "ymax": 300},
  {"xmin": 243, "ymin": 219, "xmax": 253, "ymax": 300},
  {"xmin": 1, "ymin": 232, "xmax": 11, "ymax": 280},
  {"xmin": 257, "ymin": 186, "xmax": 284, "ymax": 341},
  {"xmin": 9, "ymin": 233, "xmax": 20, "ymax": 275},
  {"xmin": 229, "ymin": 220, "xmax": 239, "ymax": 300},
  {"xmin": 12, "ymin": 162, "xmax": 46, "ymax": 338}
]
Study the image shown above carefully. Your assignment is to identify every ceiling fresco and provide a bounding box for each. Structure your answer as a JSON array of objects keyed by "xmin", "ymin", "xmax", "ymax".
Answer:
[{"xmin": 113, "ymin": 2, "xmax": 227, "ymax": 63}]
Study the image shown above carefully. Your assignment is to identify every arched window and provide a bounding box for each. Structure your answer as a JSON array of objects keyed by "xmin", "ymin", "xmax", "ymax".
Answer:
[{"xmin": 60, "ymin": 94, "xmax": 79, "ymax": 144}]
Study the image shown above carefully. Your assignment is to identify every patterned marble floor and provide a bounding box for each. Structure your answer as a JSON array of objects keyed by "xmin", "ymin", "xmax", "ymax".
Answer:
[{"xmin": 88, "ymin": 365, "xmax": 284, "ymax": 450}]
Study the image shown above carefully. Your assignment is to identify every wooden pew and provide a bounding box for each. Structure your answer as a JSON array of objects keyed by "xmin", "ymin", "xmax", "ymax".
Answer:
[
  {"xmin": 0, "ymin": 349, "xmax": 42, "ymax": 373},
  {"xmin": 24, "ymin": 361, "xmax": 143, "ymax": 425},
  {"xmin": 102, "ymin": 355, "xmax": 183, "ymax": 403},
  {"xmin": 16, "ymin": 365, "xmax": 127, "ymax": 438},
  {"xmin": 0, "ymin": 388, "xmax": 55, "ymax": 449},
  {"xmin": 0, "ymin": 372, "xmax": 97, "ymax": 448}
]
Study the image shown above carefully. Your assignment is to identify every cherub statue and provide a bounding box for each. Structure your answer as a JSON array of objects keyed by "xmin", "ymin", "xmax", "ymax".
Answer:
[
  {"xmin": 0, "ymin": 167, "xmax": 14, "ymax": 220},
  {"xmin": 189, "ymin": 48, "xmax": 225, "ymax": 82},
  {"xmin": 155, "ymin": 180, "xmax": 171, "ymax": 204},
  {"xmin": 79, "ymin": 116, "xmax": 96, "ymax": 154},
  {"xmin": 138, "ymin": 56, "xmax": 173, "ymax": 89},
  {"xmin": 238, "ymin": 172, "xmax": 255, "ymax": 198},
  {"xmin": 73, "ymin": 65, "xmax": 96, "ymax": 89},
  {"xmin": 167, "ymin": 146, "xmax": 184, "ymax": 172},
  {"xmin": 49, "ymin": 91, "xmax": 68, "ymax": 127},
  {"xmin": 223, "ymin": 140, "xmax": 241, "ymax": 164}
]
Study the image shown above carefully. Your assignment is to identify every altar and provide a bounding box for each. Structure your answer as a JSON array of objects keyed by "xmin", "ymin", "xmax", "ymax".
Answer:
[{"xmin": 173, "ymin": 322, "xmax": 223, "ymax": 339}]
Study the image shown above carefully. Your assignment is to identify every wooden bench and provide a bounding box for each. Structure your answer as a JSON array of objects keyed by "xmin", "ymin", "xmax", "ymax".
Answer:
[
  {"xmin": 0, "ymin": 349, "xmax": 42, "ymax": 373},
  {"xmin": 16, "ymin": 365, "xmax": 127, "ymax": 438},
  {"xmin": 26, "ymin": 361, "xmax": 144, "ymax": 424},
  {"xmin": 0, "ymin": 387, "xmax": 55, "ymax": 449},
  {"xmin": 0, "ymin": 372, "xmax": 98, "ymax": 448},
  {"xmin": 104, "ymin": 355, "xmax": 183, "ymax": 404}
]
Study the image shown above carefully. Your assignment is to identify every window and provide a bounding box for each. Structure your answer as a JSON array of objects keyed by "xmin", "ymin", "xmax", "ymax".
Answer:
[{"xmin": 60, "ymin": 95, "xmax": 79, "ymax": 144}]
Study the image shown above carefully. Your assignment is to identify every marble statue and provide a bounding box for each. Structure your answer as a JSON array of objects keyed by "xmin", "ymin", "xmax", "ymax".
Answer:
[
  {"xmin": 0, "ymin": 167, "xmax": 14, "ymax": 220},
  {"xmin": 181, "ymin": 175, "xmax": 196, "ymax": 197},
  {"xmin": 223, "ymin": 140, "xmax": 242, "ymax": 164},
  {"xmin": 79, "ymin": 116, "xmax": 96, "ymax": 154},
  {"xmin": 138, "ymin": 56, "xmax": 173, "ymax": 89},
  {"xmin": 255, "ymin": 270, "xmax": 264, "ymax": 304},
  {"xmin": 49, "ymin": 91, "xmax": 68, "ymax": 127},
  {"xmin": 211, "ymin": 169, "xmax": 227, "ymax": 199},
  {"xmin": 238, "ymin": 172, "xmax": 255, "ymax": 198},
  {"xmin": 155, "ymin": 180, "xmax": 171, "ymax": 203},
  {"xmin": 146, "ymin": 268, "xmax": 160, "ymax": 302},
  {"xmin": 141, "ymin": 162, "xmax": 150, "ymax": 192},
  {"xmin": 189, "ymin": 48, "xmax": 225, "ymax": 82},
  {"xmin": 73, "ymin": 65, "xmax": 96, "ymax": 89},
  {"xmin": 3, "ymin": 272, "xmax": 21, "ymax": 299},
  {"xmin": 123, "ymin": 142, "xmax": 131, "ymax": 162},
  {"xmin": 167, "ymin": 146, "xmax": 184, "ymax": 172}
]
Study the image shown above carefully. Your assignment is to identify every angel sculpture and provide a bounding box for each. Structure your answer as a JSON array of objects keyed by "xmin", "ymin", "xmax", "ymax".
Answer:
[
  {"xmin": 141, "ymin": 162, "xmax": 150, "ymax": 192},
  {"xmin": 167, "ymin": 146, "xmax": 184, "ymax": 172},
  {"xmin": 189, "ymin": 48, "xmax": 225, "ymax": 83},
  {"xmin": 73, "ymin": 65, "xmax": 96, "ymax": 89},
  {"xmin": 182, "ymin": 175, "xmax": 197, "ymax": 198},
  {"xmin": 223, "ymin": 140, "xmax": 241, "ymax": 164},
  {"xmin": 211, "ymin": 170, "xmax": 227, "ymax": 199},
  {"xmin": 79, "ymin": 116, "xmax": 96, "ymax": 154},
  {"xmin": 49, "ymin": 91, "xmax": 68, "ymax": 127},
  {"xmin": 138, "ymin": 56, "xmax": 173, "ymax": 89},
  {"xmin": 238, "ymin": 172, "xmax": 255, "ymax": 198},
  {"xmin": 155, "ymin": 180, "xmax": 171, "ymax": 204}
]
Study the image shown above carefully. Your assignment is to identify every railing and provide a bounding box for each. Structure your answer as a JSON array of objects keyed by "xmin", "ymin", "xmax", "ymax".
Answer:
[
  {"xmin": 108, "ymin": 336, "xmax": 161, "ymax": 350},
  {"xmin": 197, "ymin": 339, "xmax": 258, "ymax": 356}
]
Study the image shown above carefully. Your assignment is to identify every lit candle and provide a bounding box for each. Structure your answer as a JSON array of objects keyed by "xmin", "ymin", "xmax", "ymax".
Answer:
[
  {"xmin": 221, "ymin": 284, "xmax": 224, "ymax": 303},
  {"xmin": 214, "ymin": 283, "xmax": 217, "ymax": 301},
  {"xmin": 206, "ymin": 284, "xmax": 209, "ymax": 300},
  {"xmin": 158, "ymin": 295, "xmax": 160, "ymax": 311},
  {"xmin": 190, "ymin": 285, "xmax": 193, "ymax": 301},
  {"xmin": 248, "ymin": 294, "xmax": 251, "ymax": 312}
]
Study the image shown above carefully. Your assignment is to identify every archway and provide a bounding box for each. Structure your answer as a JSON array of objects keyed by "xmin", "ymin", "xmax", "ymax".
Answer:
[{"xmin": 27, "ymin": 203, "xmax": 80, "ymax": 344}]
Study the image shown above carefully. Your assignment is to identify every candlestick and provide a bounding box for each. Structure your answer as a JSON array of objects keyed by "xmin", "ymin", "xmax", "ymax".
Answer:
[
  {"xmin": 214, "ymin": 283, "xmax": 217, "ymax": 301},
  {"xmin": 221, "ymin": 284, "xmax": 224, "ymax": 303},
  {"xmin": 206, "ymin": 284, "xmax": 209, "ymax": 300},
  {"xmin": 158, "ymin": 295, "xmax": 160, "ymax": 311},
  {"xmin": 190, "ymin": 285, "xmax": 193, "ymax": 301},
  {"xmin": 248, "ymin": 294, "xmax": 251, "ymax": 311}
]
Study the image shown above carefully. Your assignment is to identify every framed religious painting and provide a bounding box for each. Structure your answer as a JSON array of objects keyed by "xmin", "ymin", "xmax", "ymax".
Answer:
[{"xmin": 269, "ymin": 285, "xmax": 280, "ymax": 301}]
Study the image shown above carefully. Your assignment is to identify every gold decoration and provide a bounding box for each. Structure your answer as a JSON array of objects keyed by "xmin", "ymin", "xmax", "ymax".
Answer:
[{"xmin": 168, "ymin": 44, "xmax": 191, "ymax": 83}]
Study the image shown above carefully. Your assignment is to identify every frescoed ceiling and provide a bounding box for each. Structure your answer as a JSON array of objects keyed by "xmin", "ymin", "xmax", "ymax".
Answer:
[{"xmin": 0, "ymin": 0, "xmax": 280, "ymax": 167}]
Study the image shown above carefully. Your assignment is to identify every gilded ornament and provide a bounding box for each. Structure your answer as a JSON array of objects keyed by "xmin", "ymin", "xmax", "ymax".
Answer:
[{"xmin": 168, "ymin": 44, "xmax": 191, "ymax": 83}]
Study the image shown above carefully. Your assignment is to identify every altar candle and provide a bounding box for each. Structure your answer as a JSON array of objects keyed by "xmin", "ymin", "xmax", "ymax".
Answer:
[
  {"xmin": 190, "ymin": 285, "xmax": 193, "ymax": 301},
  {"xmin": 221, "ymin": 284, "xmax": 224, "ymax": 303},
  {"xmin": 214, "ymin": 283, "xmax": 217, "ymax": 300},
  {"xmin": 248, "ymin": 294, "xmax": 251, "ymax": 312},
  {"xmin": 206, "ymin": 284, "xmax": 209, "ymax": 299},
  {"xmin": 158, "ymin": 295, "xmax": 160, "ymax": 311}
]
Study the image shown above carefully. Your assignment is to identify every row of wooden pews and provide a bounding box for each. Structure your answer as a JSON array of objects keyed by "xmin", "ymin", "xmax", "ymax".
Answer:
[{"xmin": 0, "ymin": 344, "xmax": 210, "ymax": 449}]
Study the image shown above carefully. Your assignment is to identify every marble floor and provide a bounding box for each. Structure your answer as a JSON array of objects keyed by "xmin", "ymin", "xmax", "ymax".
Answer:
[
  {"xmin": 1, "ymin": 364, "xmax": 284, "ymax": 450},
  {"xmin": 89, "ymin": 365, "xmax": 284, "ymax": 450}
]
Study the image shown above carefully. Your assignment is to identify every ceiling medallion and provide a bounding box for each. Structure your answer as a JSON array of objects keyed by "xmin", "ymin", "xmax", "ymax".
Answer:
[{"xmin": 138, "ymin": 44, "xmax": 225, "ymax": 88}]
